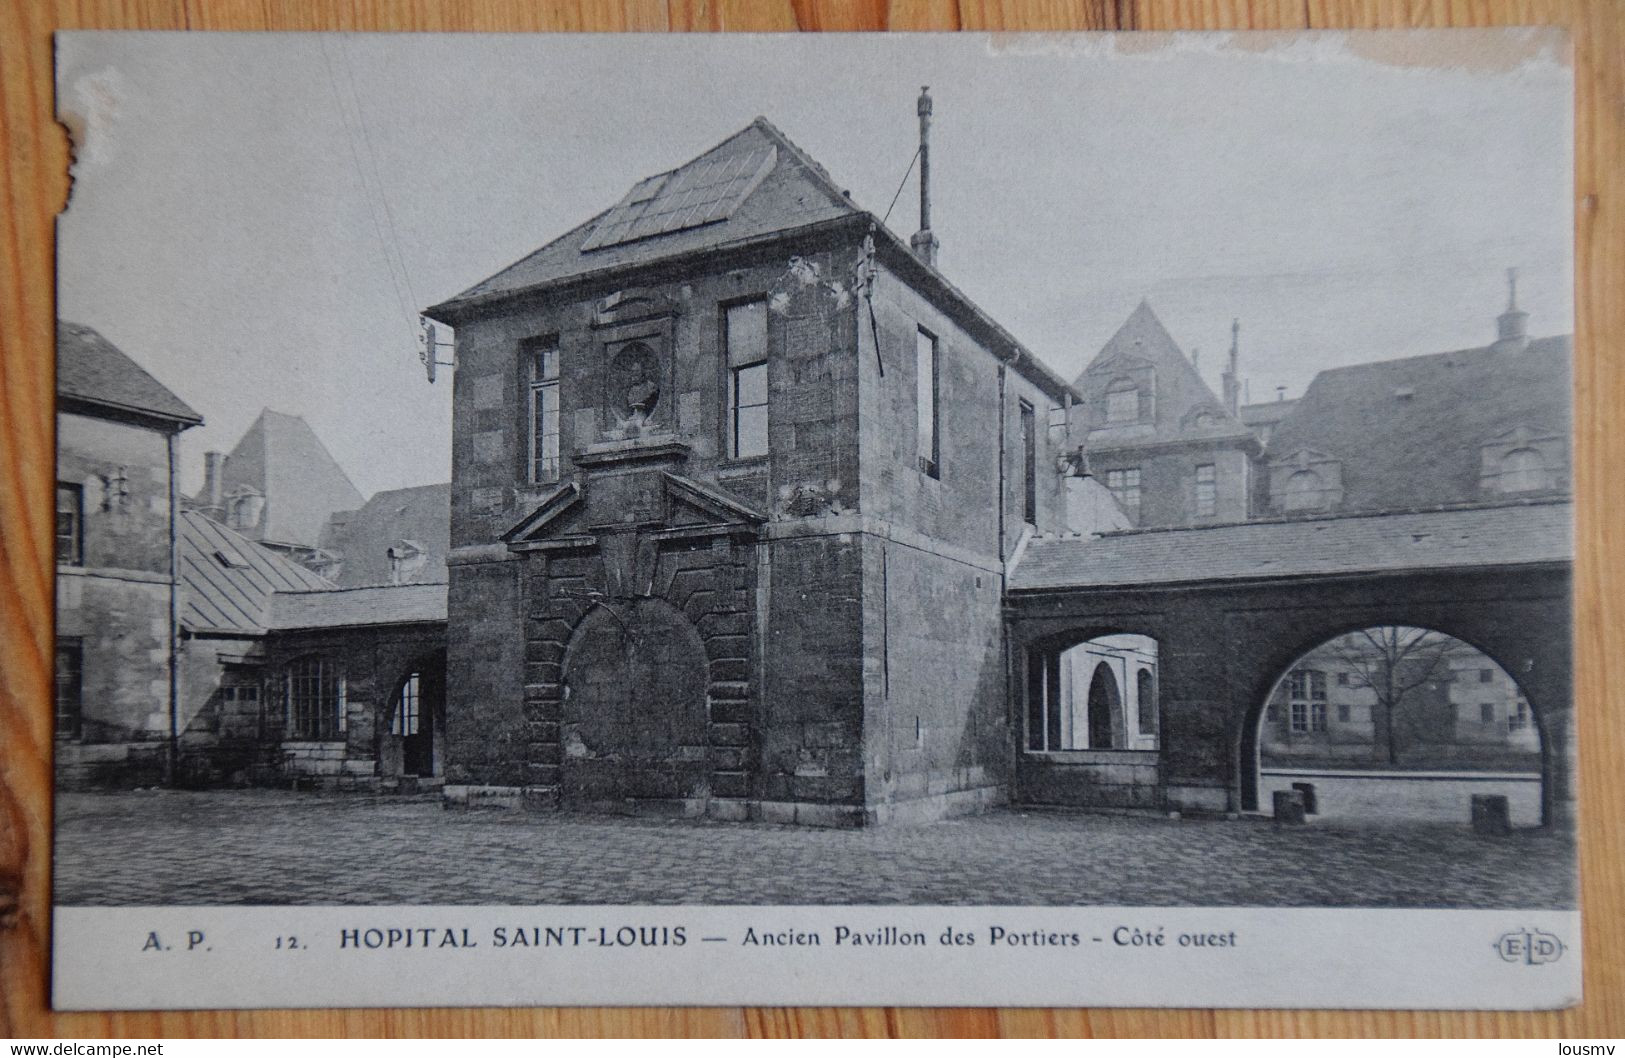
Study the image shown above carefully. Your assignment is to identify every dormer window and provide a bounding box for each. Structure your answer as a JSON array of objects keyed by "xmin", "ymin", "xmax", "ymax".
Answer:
[
  {"xmin": 1499, "ymin": 448, "xmax": 1545, "ymax": 493},
  {"xmin": 1479, "ymin": 425, "xmax": 1564, "ymax": 497},
  {"xmin": 1269, "ymin": 449, "xmax": 1343, "ymax": 514},
  {"xmin": 1282, "ymin": 470, "xmax": 1325, "ymax": 511},
  {"xmin": 1105, "ymin": 378, "xmax": 1140, "ymax": 424}
]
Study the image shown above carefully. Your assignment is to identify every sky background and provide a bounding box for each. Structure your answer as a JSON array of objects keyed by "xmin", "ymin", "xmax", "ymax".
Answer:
[{"xmin": 56, "ymin": 30, "xmax": 1573, "ymax": 499}]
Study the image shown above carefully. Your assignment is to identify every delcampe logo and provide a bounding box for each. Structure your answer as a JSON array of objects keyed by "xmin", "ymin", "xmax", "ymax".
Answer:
[{"xmin": 1495, "ymin": 928, "xmax": 1566, "ymax": 965}]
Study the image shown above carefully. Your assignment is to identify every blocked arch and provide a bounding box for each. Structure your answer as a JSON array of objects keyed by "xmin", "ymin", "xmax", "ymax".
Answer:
[{"xmin": 1237, "ymin": 620, "xmax": 1553, "ymax": 825}]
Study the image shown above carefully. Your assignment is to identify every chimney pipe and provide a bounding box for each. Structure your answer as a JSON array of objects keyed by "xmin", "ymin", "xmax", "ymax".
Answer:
[
  {"xmin": 1276, "ymin": 386, "xmax": 1286, "ymax": 403},
  {"xmin": 203, "ymin": 451, "xmax": 225, "ymax": 514},
  {"xmin": 909, "ymin": 87, "xmax": 940, "ymax": 267},
  {"xmin": 1222, "ymin": 318, "xmax": 1241, "ymax": 415},
  {"xmin": 1493, "ymin": 266, "xmax": 1530, "ymax": 353}
]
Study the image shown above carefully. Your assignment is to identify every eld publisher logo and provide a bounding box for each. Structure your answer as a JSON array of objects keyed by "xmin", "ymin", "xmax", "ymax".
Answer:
[{"xmin": 1495, "ymin": 928, "xmax": 1566, "ymax": 965}]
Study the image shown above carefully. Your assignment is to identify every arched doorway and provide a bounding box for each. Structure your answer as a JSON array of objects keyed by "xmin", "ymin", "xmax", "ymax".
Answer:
[
  {"xmin": 560, "ymin": 597, "xmax": 710, "ymax": 805},
  {"xmin": 1087, "ymin": 664, "xmax": 1120, "ymax": 749},
  {"xmin": 1245, "ymin": 625, "xmax": 1546, "ymax": 826},
  {"xmin": 385, "ymin": 654, "xmax": 445, "ymax": 779}
]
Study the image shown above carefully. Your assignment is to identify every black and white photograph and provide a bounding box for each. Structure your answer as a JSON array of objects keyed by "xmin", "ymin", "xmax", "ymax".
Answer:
[{"xmin": 49, "ymin": 29, "xmax": 1577, "ymax": 1009}]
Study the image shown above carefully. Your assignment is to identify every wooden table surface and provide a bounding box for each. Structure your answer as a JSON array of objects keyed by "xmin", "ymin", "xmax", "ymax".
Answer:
[{"xmin": 2, "ymin": 0, "xmax": 1621, "ymax": 1039}]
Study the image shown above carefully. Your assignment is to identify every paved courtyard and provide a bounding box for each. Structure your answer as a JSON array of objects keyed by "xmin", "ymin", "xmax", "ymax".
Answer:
[{"xmin": 53, "ymin": 790, "xmax": 1576, "ymax": 908}]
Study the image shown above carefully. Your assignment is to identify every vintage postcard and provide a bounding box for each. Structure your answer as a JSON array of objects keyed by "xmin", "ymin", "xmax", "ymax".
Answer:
[{"xmin": 50, "ymin": 29, "xmax": 1577, "ymax": 1009}]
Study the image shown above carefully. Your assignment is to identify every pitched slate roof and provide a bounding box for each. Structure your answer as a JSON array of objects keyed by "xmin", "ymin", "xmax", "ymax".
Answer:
[
  {"xmin": 1075, "ymin": 301, "xmax": 1256, "ymax": 449},
  {"xmin": 178, "ymin": 511, "xmax": 334, "ymax": 634},
  {"xmin": 318, "ymin": 483, "xmax": 450, "ymax": 587},
  {"xmin": 57, "ymin": 321, "xmax": 202, "ymax": 428},
  {"xmin": 1265, "ymin": 336, "xmax": 1571, "ymax": 511},
  {"xmin": 207, "ymin": 409, "xmax": 365, "ymax": 550},
  {"xmin": 1007, "ymin": 501, "xmax": 1571, "ymax": 592},
  {"xmin": 424, "ymin": 117, "xmax": 1081, "ymax": 404},
  {"xmin": 265, "ymin": 583, "xmax": 447, "ymax": 630},
  {"xmin": 433, "ymin": 118, "xmax": 859, "ymax": 313}
]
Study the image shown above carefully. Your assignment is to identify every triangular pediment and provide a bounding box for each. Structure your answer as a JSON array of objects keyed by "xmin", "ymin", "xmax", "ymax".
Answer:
[
  {"xmin": 663, "ymin": 473, "xmax": 766, "ymax": 527},
  {"xmin": 501, "ymin": 481, "xmax": 584, "ymax": 544},
  {"xmin": 1483, "ymin": 422, "xmax": 1560, "ymax": 448}
]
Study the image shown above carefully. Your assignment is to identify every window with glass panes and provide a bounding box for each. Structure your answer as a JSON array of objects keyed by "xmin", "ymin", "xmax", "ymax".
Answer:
[
  {"xmin": 1195, "ymin": 463, "xmax": 1217, "ymax": 517},
  {"xmin": 392, "ymin": 673, "xmax": 421, "ymax": 736},
  {"xmin": 725, "ymin": 300, "xmax": 768, "ymax": 459},
  {"xmin": 916, "ymin": 328, "xmax": 939, "ymax": 477},
  {"xmin": 287, "ymin": 655, "xmax": 345, "ymax": 740},
  {"xmin": 1105, "ymin": 468, "xmax": 1141, "ymax": 511},
  {"xmin": 1105, "ymin": 379, "xmax": 1139, "ymax": 423},
  {"xmin": 56, "ymin": 483, "xmax": 83, "ymax": 565},
  {"xmin": 1288, "ymin": 669, "xmax": 1327, "ymax": 732},
  {"xmin": 1019, "ymin": 400, "xmax": 1037, "ymax": 524},
  {"xmin": 55, "ymin": 640, "xmax": 82, "ymax": 740},
  {"xmin": 526, "ymin": 338, "xmax": 561, "ymax": 483}
]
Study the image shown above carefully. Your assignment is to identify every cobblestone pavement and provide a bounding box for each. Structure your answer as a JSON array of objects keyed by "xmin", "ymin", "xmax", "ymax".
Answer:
[{"xmin": 53, "ymin": 790, "xmax": 1576, "ymax": 908}]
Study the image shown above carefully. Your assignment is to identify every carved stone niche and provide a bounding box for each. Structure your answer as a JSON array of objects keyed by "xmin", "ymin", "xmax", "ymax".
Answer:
[{"xmin": 590, "ymin": 288, "xmax": 682, "ymax": 443}]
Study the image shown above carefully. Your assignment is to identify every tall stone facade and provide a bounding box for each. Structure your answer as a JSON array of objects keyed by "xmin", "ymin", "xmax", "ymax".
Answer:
[
  {"xmin": 427, "ymin": 118, "xmax": 1082, "ymax": 825},
  {"xmin": 55, "ymin": 323, "xmax": 203, "ymax": 788}
]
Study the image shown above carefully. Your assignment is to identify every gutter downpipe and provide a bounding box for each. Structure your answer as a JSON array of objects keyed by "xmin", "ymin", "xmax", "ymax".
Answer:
[{"xmin": 166, "ymin": 428, "xmax": 181, "ymax": 787}]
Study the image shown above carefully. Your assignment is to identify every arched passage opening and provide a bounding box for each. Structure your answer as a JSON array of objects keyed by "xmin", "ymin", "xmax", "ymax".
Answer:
[
  {"xmin": 1244, "ymin": 625, "xmax": 1546, "ymax": 827},
  {"xmin": 1025, "ymin": 632, "xmax": 1159, "ymax": 752},
  {"xmin": 383, "ymin": 653, "xmax": 445, "ymax": 779}
]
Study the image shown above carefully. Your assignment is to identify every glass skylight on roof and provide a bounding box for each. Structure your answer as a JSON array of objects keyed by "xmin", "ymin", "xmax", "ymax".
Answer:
[{"xmin": 580, "ymin": 146, "xmax": 777, "ymax": 252}]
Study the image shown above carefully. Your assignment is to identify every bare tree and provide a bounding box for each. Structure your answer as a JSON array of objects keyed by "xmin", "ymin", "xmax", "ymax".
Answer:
[{"xmin": 1327, "ymin": 626, "xmax": 1455, "ymax": 766}]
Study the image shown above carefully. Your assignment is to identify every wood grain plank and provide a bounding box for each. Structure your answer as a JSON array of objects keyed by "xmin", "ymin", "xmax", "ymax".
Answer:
[{"xmin": 2, "ymin": 0, "xmax": 1620, "ymax": 1038}]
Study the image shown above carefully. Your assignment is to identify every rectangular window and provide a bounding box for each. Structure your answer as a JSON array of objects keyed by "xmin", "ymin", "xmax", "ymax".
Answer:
[
  {"xmin": 725, "ymin": 300, "xmax": 769, "ymax": 459},
  {"xmin": 1479, "ymin": 668, "xmax": 1495, "ymax": 683},
  {"xmin": 1337, "ymin": 671, "xmax": 1350, "ymax": 686},
  {"xmin": 1288, "ymin": 669, "xmax": 1327, "ymax": 733},
  {"xmin": 526, "ymin": 338, "xmax": 561, "ymax": 483},
  {"xmin": 288, "ymin": 656, "xmax": 346, "ymax": 740},
  {"xmin": 56, "ymin": 483, "xmax": 83, "ymax": 565},
  {"xmin": 55, "ymin": 640, "xmax": 83, "ymax": 740},
  {"xmin": 1509, "ymin": 699, "xmax": 1530, "ymax": 731},
  {"xmin": 1019, "ymin": 400, "xmax": 1037, "ymax": 525},
  {"xmin": 1337, "ymin": 703, "xmax": 1351, "ymax": 723},
  {"xmin": 1106, "ymin": 468, "xmax": 1141, "ymax": 511},
  {"xmin": 916, "ymin": 327, "xmax": 939, "ymax": 478},
  {"xmin": 1195, "ymin": 463, "xmax": 1216, "ymax": 518},
  {"xmin": 1480, "ymin": 703, "xmax": 1496, "ymax": 725}
]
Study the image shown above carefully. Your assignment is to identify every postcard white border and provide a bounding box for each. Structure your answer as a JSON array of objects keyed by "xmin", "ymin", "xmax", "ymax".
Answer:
[{"xmin": 53, "ymin": 905, "xmax": 1580, "ymax": 1010}]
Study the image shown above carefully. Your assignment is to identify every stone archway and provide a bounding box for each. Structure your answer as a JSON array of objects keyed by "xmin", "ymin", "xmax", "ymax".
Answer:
[
  {"xmin": 1087, "ymin": 663, "xmax": 1120, "ymax": 749},
  {"xmin": 559, "ymin": 597, "xmax": 711, "ymax": 806}
]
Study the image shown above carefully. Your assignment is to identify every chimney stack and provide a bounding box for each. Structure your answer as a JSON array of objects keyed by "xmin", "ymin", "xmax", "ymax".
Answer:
[
  {"xmin": 910, "ymin": 87, "xmax": 940, "ymax": 267},
  {"xmin": 1222, "ymin": 318, "xmax": 1241, "ymax": 415},
  {"xmin": 1493, "ymin": 267, "xmax": 1530, "ymax": 353},
  {"xmin": 202, "ymin": 451, "xmax": 226, "ymax": 516}
]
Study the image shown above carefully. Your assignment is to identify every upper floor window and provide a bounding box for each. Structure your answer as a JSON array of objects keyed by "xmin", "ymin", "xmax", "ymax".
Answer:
[
  {"xmin": 1195, "ymin": 463, "xmax": 1217, "ymax": 518},
  {"xmin": 725, "ymin": 300, "xmax": 768, "ymax": 459},
  {"xmin": 526, "ymin": 337, "xmax": 561, "ymax": 483},
  {"xmin": 916, "ymin": 327, "xmax": 939, "ymax": 478},
  {"xmin": 287, "ymin": 655, "xmax": 346, "ymax": 741},
  {"xmin": 56, "ymin": 639, "xmax": 83, "ymax": 740},
  {"xmin": 1499, "ymin": 447, "xmax": 1545, "ymax": 493},
  {"xmin": 1287, "ymin": 668, "xmax": 1327, "ymax": 733},
  {"xmin": 1509, "ymin": 698, "xmax": 1530, "ymax": 731},
  {"xmin": 1105, "ymin": 379, "xmax": 1140, "ymax": 424},
  {"xmin": 55, "ymin": 482, "xmax": 83, "ymax": 566},
  {"xmin": 1479, "ymin": 702, "xmax": 1495, "ymax": 725},
  {"xmin": 1106, "ymin": 468, "xmax": 1141, "ymax": 512},
  {"xmin": 1019, "ymin": 400, "xmax": 1037, "ymax": 525}
]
